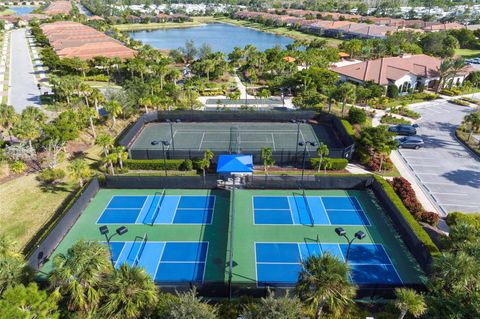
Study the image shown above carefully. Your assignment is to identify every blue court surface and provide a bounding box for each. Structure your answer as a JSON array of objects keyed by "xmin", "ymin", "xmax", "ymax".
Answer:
[
  {"xmin": 97, "ymin": 195, "xmax": 215, "ymax": 224},
  {"xmin": 255, "ymin": 242, "xmax": 402, "ymax": 286},
  {"xmin": 110, "ymin": 241, "xmax": 208, "ymax": 283},
  {"xmin": 253, "ymin": 196, "xmax": 370, "ymax": 226}
]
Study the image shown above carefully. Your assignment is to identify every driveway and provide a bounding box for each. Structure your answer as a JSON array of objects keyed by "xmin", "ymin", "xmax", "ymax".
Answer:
[
  {"xmin": 397, "ymin": 99, "xmax": 480, "ymax": 215},
  {"xmin": 8, "ymin": 28, "xmax": 41, "ymax": 113}
]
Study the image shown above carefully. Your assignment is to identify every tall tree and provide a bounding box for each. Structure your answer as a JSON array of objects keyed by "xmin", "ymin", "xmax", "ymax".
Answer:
[
  {"xmin": 0, "ymin": 104, "xmax": 18, "ymax": 142},
  {"xmin": 334, "ymin": 83, "xmax": 356, "ymax": 116},
  {"xmin": 296, "ymin": 253, "xmax": 356, "ymax": 319},
  {"xmin": 394, "ymin": 288, "xmax": 427, "ymax": 319},
  {"xmin": 0, "ymin": 236, "xmax": 29, "ymax": 294},
  {"xmin": 95, "ymin": 133, "xmax": 114, "ymax": 157},
  {"xmin": 104, "ymin": 100, "xmax": 123, "ymax": 129},
  {"xmin": 159, "ymin": 288, "xmax": 218, "ymax": 319},
  {"xmin": 0, "ymin": 283, "xmax": 61, "ymax": 319},
  {"xmin": 199, "ymin": 149, "xmax": 214, "ymax": 177},
  {"xmin": 316, "ymin": 143, "xmax": 329, "ymax": 172},
  {"xmin": 111, "ymin": 146, "xmax": 127, "ymax": 170},
  {"xmin": 67, "ymin": 159, "xmax": 91, "ymax": 187},
  {"xmin": 99, "ymin": 264, "xmax": 158, "ymax": 319},
  {"xmin": 49, "ymin": 241, "xmax": 112, "ymax": 314},
  {"xmin": 464, "ymin": 111, "xmax": 480, "ymax": 141},
  {"xmin": 261, "ymin": 147, "xmax": 275, "ymax": 176},
  {"xmin": 12, "ymin": 115, "xmax": 41, "ymax": 149}
]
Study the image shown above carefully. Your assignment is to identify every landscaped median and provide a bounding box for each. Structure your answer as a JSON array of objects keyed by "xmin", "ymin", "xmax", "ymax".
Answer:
[{"xmin": 372, "ymin": 175, "xmax": 440, "ymax": 259}]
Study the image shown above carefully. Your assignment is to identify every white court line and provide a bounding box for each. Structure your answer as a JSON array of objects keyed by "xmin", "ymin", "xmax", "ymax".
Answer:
[
  {"xmin": 271, "ymin": 133, "xmax": 276, "ymax": 151},
  {"xmin": 198, "ymin": 132, "xmax": 205, "ymax": 151}
]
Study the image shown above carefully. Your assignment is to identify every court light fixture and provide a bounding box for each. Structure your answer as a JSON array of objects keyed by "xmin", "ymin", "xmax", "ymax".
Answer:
[
  {"xmin": 99, "ymin": 225, "xmax": 109, "ymax": 235},
  {"xmin": 334, "ymin": 228, "xmax": 367, "ymax": 262},
  {"xmin": 116, "ymin": 226, "xmax": 128, "ymax": 236}
]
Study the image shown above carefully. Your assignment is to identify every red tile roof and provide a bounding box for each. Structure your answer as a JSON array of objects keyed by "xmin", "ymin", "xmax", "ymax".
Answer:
[
  {"xmin": 41, "ymin": 21, "xmax": 135, "ymax": 60},
  {"xmin": 43, "ymin": 1, "xmax": 72, "ymax": 15},
  {"xmin": 331, "ymin": 54, "xmax": 449, "ymax": 85}
]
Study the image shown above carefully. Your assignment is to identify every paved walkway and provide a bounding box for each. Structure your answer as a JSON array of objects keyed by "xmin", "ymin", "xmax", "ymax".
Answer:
[{"xmin": 8, "ymin": 28, "xmax": 41, "ymax": 113}]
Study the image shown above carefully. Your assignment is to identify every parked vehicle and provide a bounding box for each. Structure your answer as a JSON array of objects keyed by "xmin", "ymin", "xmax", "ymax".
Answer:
[
  {"xmin": 397, "ymin": 136, "xmax": 424, "ymax": 149},
  {"xmin": 388, "ymin": 124, "xmax": 418, "ymax": 136}
]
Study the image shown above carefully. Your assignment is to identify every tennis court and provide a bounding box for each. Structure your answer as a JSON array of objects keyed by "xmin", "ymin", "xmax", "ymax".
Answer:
[
  {"xmin": 255, "ymin": 242, "xmax": 401, "ymax": 287},
  {"xmin": 97, "ymin": 195, "xmax": 215, "ymax": 225},
  {"xmin": 130, "ymin": 122, "xmax": 341, "ymax": 152},
  {"xmin": 253, "ymin": 195, "xmax": 370, "ymax": 226},
  {"xmin": 111, "ymin": 241, "xmax": 208, "ymax": 283}
]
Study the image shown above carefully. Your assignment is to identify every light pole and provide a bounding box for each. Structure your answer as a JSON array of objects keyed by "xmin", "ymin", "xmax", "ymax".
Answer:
[
  {"xmin": 291, "ymin": 119, "xmax": 306, "ymax": 165},
  {"xmin": 299, "ymin": 140, "xmax": 316, "ymax": 185},
  {"xmin": 166, "ymin": 119, "xmax": 181, "ymax": 157},
  {"xmin": 161, "ymin": 140, "xmax": 170, "ymax": 176},
  {"xmin": 334, "ymin": 227, "xmax": 366, "ymax": 263},
  {"xmin": 99, "ymin": 225, "xmax": 128, "ymax": 267}
]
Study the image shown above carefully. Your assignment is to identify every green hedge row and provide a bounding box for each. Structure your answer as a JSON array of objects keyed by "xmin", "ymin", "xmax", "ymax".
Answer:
[
  {"xmin": 125, "ymin": 159, "xmax": 199, "ymax": 171},
  {"xmin": 309, "ymin": 158, "xmax": 348, "ymax": 170},
  {"xmin": 341, "ymin": 119, "xmax": 355, "ymax": 137},
  {"xmin": 23, "ymin": 178, "xmax": 94, "ymax": 257},
  {"xmin": 446, "ymin": 211, "xmax": 480, "ymax": 228},
  {"xmin": 373, "ymin": 175, "xmax": 440, "ymax": 257}
]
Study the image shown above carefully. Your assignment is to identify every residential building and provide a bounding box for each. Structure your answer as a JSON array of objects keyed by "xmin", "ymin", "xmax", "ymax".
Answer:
[{"xmin": 331, "ymin": 54, "xmax": 471, "ymax": 93}]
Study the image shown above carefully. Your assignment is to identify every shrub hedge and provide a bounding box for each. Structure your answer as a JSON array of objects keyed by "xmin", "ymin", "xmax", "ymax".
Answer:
[
  {"xmin": 309, "ymin": 158, "xmax": 348, "ymax": 170},
  {"xmin": 341, "ymin": 119, "xmax": 355, "ymax": 137},
  {"xmin": 380, "ymin": 114, "xmax": 411, "ymax": 125},
  {"xmin": 373, "ymin": 175, "xmax": 440, "ymax": 257},
  {"xmin": 125, "ymin": 159, "xmax": 198, "ymax": 171},
  {"xmin": 446, "ymin": 211, "xmax": 480, "ymax": 228},
  {"xmin": 449, "ymin": 99, "xmax": 470, "ymax": 106}
]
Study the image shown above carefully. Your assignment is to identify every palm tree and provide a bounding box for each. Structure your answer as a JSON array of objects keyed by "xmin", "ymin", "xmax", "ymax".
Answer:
[
  {"xmin": 99, "ymin": 264, "xmax": 158, "ymax": 319},
  {"xmin": 296, "ymin": 253, "xmax": 356, "ymax": 319},
  {"xmin": 49, "ymin": 240, "xmax": 112, "ymax": 314},
  {"xmin": 335, "ymin": 83, "xmax": 356, "ymax": 116},
  {"xmin": 111, "ymin": 146, "xmax": 128, "ymax": 170},
  {"xmin": 261, "ymin": 147, "xmax": 275, "ymax": 176},
  {"xmin": 316, "ymin": 143, "xmax": 329, "ymax": 172},
  {"xmin": 104, "ymin": 100, "xmax": 123, "ymax": 129},
  {"xmin": 90, "ymin": 88, "xmax": 105, "ymax": 117},
  {"xmin": 95, "ymin": 133, "xmax": 113, "ymax": 157},
  {"xmin": 394, "ymin": 288, "xmax": 427, "ymax": 319},
  {"xmin": 464, "ymin": 111, "xmax": 480, "ymax": 141},
  {"xmin": 0, "ymin": 235, "xmax": 28, "ymax": 294},
  {"xmin": 12, "ymin": 116, "xmax": 41, "ymax": 149},
  {"xmin": 68, "ymin": 159, "xmax": 91, "ymax": 187},
  {"xmin": 199, "ymin": 149, "xmax": 214, "ymax": 177},
  {"xmin": 0, "ymin": 104, "xmax": 18, "ymax": 142}
]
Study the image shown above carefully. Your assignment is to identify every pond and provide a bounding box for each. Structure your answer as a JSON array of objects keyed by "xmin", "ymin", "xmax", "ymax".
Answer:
[
  {"xmin": 128, "ymin": 23, "xmax": 294, "ymax": 54},
  {"xmin": 9, "ymin": 6, "xmax": 36, "ymax": 15}
]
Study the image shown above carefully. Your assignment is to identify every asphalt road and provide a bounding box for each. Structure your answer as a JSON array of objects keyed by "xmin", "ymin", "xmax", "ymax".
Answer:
[
  {"xmin": 398, "ymin": 99, "xmax": 480, "ymax": 214},
  {"xmin": 8, "ymin": 28, "xmax": 41, "ymax": 113}
]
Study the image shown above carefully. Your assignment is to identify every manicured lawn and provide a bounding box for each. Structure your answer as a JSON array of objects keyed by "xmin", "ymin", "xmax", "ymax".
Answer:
[
  {"xmin": 456, "ymin": 48, "xmax": 480, "ymax": 58},
  {"xmin": 0, "ymin": 173, "xmax": 76, "ymax": 251}
]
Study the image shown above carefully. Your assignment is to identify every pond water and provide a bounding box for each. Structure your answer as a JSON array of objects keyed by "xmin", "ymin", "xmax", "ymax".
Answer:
[
  {"xmin": 128, "ymin": 23, "xmax": 294, "ymax": 54},
  {"xmin": 9, "ymin": 6, "xmax": 36, "ymax": 15}
]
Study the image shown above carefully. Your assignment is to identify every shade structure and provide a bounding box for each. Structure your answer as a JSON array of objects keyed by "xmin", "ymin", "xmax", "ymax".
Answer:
[{"xmin": 216, "ymin": 155, "xmax": 254, "ymax": 174}]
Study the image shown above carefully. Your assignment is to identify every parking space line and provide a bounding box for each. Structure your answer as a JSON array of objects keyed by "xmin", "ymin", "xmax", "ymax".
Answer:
[
  {"xmin": 440, "ymin": 203, "xmax": 480, "ymax": 208},
  {"xmin": 431, "ymin": 192, "xmax": 468, "ymax": 196}
]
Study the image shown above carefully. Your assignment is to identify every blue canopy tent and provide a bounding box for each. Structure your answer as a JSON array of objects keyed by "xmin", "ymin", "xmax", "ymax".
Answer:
[{"xmin": 216, "ymin": 154, "xmax": 253, "ymax": 175}]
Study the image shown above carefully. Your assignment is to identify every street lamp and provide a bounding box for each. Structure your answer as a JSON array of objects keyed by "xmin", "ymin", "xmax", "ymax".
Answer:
[
  {"xmin": 334, "ymin": 227, "xmax": 366, "ymax": 263},
  {"xmin": 161, "ymin": 140, "xmax": 170, "ymax": 176},
  {"xmin": 165, "ymin": 119, "xmax": 181, "ymax": 157},
  {"xmin": 99, "ymin": 225, "xmax": 128, "ymax": 267},
  {"xmin": 299, "ymin": 140, "xmax": 316, "ymax": 185},
  {"xmin": 291, "ymin": 119, "xmax": 306, "ymax": 164}
]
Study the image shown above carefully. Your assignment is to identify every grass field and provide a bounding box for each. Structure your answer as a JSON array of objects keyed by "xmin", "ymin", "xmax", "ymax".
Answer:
[
  {"xmin": 38, "ymin": 187, "xmax": 425, "ymax": 288},
  {"xmin": 456, "ymin": 48, "xmax": 480, "ymax": 58},
  {"xmin": 0, "ymin": 9, "xmax": 15, "ymax": 15},
  {"xmin": 0, "ymin": 174, "xmax": 76, "ymax": 250}
]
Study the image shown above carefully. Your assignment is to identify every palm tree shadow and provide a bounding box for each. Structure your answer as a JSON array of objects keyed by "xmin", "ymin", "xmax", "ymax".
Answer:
[{"xmin": 39, "ymin": 182, "xmax": 70, "ymax": 194}]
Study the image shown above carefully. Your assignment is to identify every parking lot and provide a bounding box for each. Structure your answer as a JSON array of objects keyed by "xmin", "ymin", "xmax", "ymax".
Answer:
[{"xmin": 397, "ymin": 99, "xmax": 480, "ymax": 215}]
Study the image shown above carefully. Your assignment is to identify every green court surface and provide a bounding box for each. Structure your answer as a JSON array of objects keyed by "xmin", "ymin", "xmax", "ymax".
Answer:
[
  {"xmin": 231, "ymin": 189, "xmax": 425, "ymax": 286},
  {"xmin": 39, "ymin": 188, "xmax": 425, "ymax": 288},
  {"xmin": 39, "ymin": 188, "xmax": 231, "ymax": 284},
  {"xmin": 130, "ymin": 122, "xmax": 341, "ymax": 152}
]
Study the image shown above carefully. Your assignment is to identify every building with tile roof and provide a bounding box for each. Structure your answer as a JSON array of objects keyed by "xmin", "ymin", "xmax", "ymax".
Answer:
[{"xmin": 331, "ymin": 54, "xmax": 471, "ymax": 93}]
